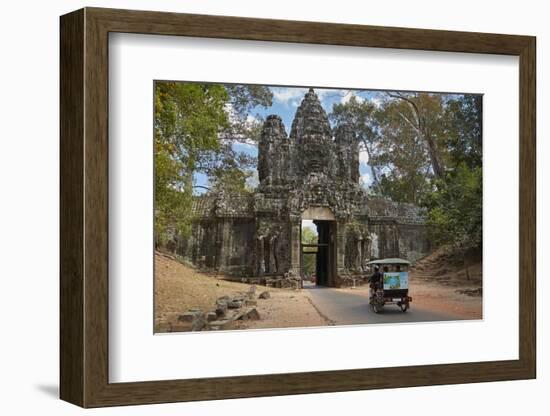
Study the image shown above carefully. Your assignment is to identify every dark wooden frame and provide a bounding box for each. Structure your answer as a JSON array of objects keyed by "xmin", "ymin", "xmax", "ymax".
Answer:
[{"xmin": 60, "ymin": 7, "xmax": 536, "ymax": 408}]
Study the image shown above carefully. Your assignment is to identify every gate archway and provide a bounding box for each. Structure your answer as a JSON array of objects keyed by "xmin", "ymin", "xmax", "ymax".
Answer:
[{"xmin": 300, "ymin": 207, "xmax": 337, "ymax": 287}]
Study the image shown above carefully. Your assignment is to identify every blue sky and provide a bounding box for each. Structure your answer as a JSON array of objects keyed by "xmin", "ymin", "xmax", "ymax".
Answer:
[{"xmin": 194, "ymin": 85, "xmax": 381, "ymax": 194}]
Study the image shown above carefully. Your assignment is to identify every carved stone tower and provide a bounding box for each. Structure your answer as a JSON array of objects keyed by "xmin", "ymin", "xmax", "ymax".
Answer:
[{"xmin": 186, "ymin": 88, "xmax": 430, "ymax": 286}]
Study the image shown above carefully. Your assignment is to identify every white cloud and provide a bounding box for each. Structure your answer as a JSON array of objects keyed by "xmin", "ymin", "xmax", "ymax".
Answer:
[
  {"xmin": 271, "ymin": 87, "xmax": 334, "ymax": 108},
  {"xmin": 360, "ymin": 171, "xmax": 373, "ymax": 188},
  {"xmin": 272, "ymin": 87, "xmax": 308, "ymax": 107},
  {"xmin": 340, "ymin": 92, "xmax": 365, "ymax": 104},
  {"xmin": 301, "ymin": 219, "xmax": 318, "ymax": 235},
  {"xmin": 302, "ymin": 219, "xmax": 314, "ymax": 228},
  {"xmin": 370, "ymin": 96, "xmax": 383, "ymax": 108}
]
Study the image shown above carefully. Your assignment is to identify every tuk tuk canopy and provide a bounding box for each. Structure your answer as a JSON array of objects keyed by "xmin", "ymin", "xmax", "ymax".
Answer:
[{"xmin": 366, "ymin": 258, "xmax": 411, "ymax": 266}]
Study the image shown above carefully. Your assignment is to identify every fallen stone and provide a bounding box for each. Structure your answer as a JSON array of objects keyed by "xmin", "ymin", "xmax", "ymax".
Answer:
[
  {"xmin": 191, "ymin": 312, "xmax": 206, "ymax": 331},
  {"xmin": 155, "ymin": 320, "xmax": 172, "ymax": 333},
  {"xmin": 215, "ymin": 302, "xmax": 228, "ymax": 317},
  {"xmin": 216, "ymin": 295, "xmax": 230, "ymax": 304},
  {"xmin": 178, "ymin": 311, "xmax": 198, "ymax": 322},
  {"xmin": 259, "ymin": 291, "xmax": 271, "ymax": 299},
  {"xmin": 227, "ymin": 300, "xmax": 243, "ymax": 309},
  {"xmin": 236, "ymin": 308, "xmax": 260, "ymax": 321},
  {"xmin": 206, "ymin": 311, "xmax": 218, "ymax": 322},
  {"xmin": 169, "ymin": 321, "xmax": 193, "ymax": 332},
  {"xmin": 208, "ymin": 319, "xmax": 233, "ymax": 330},
  {"xmin": 245, "ymin": 299, "xmax": 257, "ymax": 306}
]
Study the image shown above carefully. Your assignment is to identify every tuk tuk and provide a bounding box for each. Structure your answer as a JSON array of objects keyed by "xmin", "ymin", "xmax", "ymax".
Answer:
[{"xmin": 366, "ymin": 258, "xmax": 412, "ymax": 313}]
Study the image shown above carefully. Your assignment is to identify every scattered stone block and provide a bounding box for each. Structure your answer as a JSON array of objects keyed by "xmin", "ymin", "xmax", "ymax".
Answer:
[
  {"xmin": 178, "ymin": 311, "xmax": 197, "ymax": 322},
  {"xmin": 208, "ymin": 319, "xmax": 233, "ymax": 330},
  {"xmin": 245, "ymin": 299, "xmax": 257, "ymax": 306},
  {"xmin": 206, "ymin": 311, "xmax": 218, "ymax": 322},
  {"xmin": 236, "ymin": 308, "xmax": 260, "ymax": 321},
  {"xmin": 215, "ymin": 302, "xmax": 227, "ymax": 317},
  {"xmin": 155, "ymin": 320, "xmax": 172, "ymax": 333},
  {"xmin": 169, "ymin": 321, "xmax": 193, "ymax": 332},
  {"xmin": 259, "ymin": 291, "xmax": 271, "ymax": 299},
  {"xmin": 216, "ymin": 295, "xmax": 230, "ymax": 304},
  {"xmin": 191, "ymin": 312, "xmax": 206, "ymax": 331},
  {"xmin": 227, "ymin": 300, "xmax": 243, "ymax": 309}
]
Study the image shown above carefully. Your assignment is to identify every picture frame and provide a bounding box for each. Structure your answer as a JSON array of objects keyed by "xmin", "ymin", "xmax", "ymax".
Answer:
[{"xmin": 60, "ymin": 7, "xmax": 536, "ymax": 408}]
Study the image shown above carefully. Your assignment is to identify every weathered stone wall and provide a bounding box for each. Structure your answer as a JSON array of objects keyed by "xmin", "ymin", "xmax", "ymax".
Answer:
[
  {"xmin": 189, "ymin": 218, "xmax": 256, "ymax": 275},
  {"xmin": 396, "ymin": 224, "xmax": 431, "ymax": 262}
]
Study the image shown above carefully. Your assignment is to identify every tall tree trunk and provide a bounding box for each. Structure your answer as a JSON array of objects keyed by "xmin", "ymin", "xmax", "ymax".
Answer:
[
  {"xmin": 387, "ymin": 92, "xmax": 446, "ymax": 179},
  {"xmin": 424, "ymin": 131, "xmax": 445, "ymax": 179}
]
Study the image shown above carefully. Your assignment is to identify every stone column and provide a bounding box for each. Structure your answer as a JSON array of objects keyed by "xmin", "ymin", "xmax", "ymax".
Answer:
[
  {"xmin": 217, "ymin": 219, "xmax": 232, "ymax": 272},
  {"xmin": 257, "ymin": 236, "xmax": 265, "ymax": 276},
  {"xmin": 337, "ymin": 220, "xmax": 347, "ymax": 274},
  {"xmin": 289, "ymin": 219, "xmax": 301, "ymax": 276},
  {"xmin": 355, "ymin": 235, "xmax": 363, "ymax": 272}
]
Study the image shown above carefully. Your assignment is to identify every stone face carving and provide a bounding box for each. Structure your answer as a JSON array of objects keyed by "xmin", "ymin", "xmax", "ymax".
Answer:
[
  {"xmin": 258, "ymin": 114, "xmax": 289, "ymax": 188},
  {"xmin": 182, "ymin": 89, "xmax": 430, "ymax": 286}
]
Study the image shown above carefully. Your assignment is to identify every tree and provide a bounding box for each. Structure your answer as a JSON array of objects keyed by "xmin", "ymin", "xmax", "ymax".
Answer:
[
  {"xmin": 154, "ymin": 82, "xmax": 272, "ymax": 245},
  {"xmin": 330, "ymin": 91, "xmax": 483, "ymax": 250},
  {"xmin": 425, "ymin": 95, "xmax": 482, "ymax": 249},
  {"xmin": 425, "ymin": 164, "xmax": 482, "ymax": 249},
  {"xmin": 442, "ymin": 94, "xmax": 482, "ymax": 169},
  {"xmin": 370, "ymin": 96, "xmax": 434, "ymax": 204},
  {"xmin": 330, "ymin": 96, "xmax": 380, "ymax": 183},
  {"xmin": 385, "ymin": 92, "xmax": 448, "ymax": 179},
  {"xmin": 221, "ymin": 84, "xmax": 273, "ymax": 144},
  {"xmin": 301, "ymin": 226, "xmax": 318, "ymax": 276},
  {"xmin": 154, "ymin": 82, "xmax": 229, "ymax": 243}
]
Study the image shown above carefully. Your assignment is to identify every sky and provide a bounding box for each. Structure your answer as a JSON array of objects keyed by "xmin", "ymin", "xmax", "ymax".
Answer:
[{"xmin": 194, "ymin": 85, "xmax": 381, "ymax": 194}]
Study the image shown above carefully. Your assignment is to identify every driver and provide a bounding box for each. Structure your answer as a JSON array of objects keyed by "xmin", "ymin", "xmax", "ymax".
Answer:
[{"xmin": 369, "ymin": 265, "xmax": 383, "ymax": 299}]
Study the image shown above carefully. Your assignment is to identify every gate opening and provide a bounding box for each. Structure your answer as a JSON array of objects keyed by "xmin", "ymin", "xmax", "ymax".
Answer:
[{"xmin": 301, "ymin": 217, "xmax": 336, "ymax": 287}]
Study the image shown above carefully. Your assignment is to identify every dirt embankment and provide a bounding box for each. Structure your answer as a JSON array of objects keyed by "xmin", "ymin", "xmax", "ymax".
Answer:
[
  {"xmin": 408, "ymin": 246, "xmax": 483, "ymax": 318},
  {"xmin": 411, "ymin": 246, "xmax": 482, "ymax": 288},
  {"xmin": 154, "ymin": 252, "xmax": 327, "ymax": 332}
]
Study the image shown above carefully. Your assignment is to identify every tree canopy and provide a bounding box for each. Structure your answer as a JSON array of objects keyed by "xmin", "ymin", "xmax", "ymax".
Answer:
[
  {"xmin": 154, "ymin": 81, "xmax": 272, "ymax": 244},
  {"xmin": 330, "ymin": 92, "xmax": 482, "ymax": 249}
]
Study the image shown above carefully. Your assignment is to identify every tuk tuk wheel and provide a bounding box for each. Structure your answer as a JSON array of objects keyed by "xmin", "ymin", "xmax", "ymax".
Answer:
[{"xmin": 399, "ymin": 302, "xmax": 409, "ymax": 312}]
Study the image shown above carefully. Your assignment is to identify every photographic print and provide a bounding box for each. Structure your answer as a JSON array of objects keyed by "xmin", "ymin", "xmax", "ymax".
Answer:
[{"xmin": 153, "ymin": 82, "xmax": 483, "ymax": 333}]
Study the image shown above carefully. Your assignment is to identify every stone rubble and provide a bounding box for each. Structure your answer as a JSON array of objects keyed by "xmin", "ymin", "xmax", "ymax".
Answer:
[{"xmin": 167, "ymin": 286, "xmax": 266, "ymax": 332}]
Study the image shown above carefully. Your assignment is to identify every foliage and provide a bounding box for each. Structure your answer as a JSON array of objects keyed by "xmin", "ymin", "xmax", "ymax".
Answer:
[
  {"xmin": 424, "ymin": 95, "xmax": 482, "ymax": 249},
  {"xmin": 330, "ymin": 92, "xmax": 483, "ymax": 250},
  {"xmin": 301, "ymin": 226, "xmax": 318, "ymax": 244},
  {"xmin": 154, "ymin": 82, "xmax": 272, "ymax": 245},
  {"xmin": 425, "ymin": 164, "xmax": 482, "ymax": 249},
  {"xmin": 330, "ymin": 96, "xmax": 380, "ymax": 181},
  {"xmin": 442, "ymin": 94, "xmax": 482, "ymax": 169},
  {"xmin": 301, "ymin": 226, "xmax": 318, "ymax": 276},
  {"xmin": 154, "ymin": 82, "xmax": 228, "ymax": 243}
]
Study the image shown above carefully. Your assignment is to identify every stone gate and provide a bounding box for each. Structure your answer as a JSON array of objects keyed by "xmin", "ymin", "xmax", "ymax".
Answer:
[{"xmin": 181, "ymin": 89, "xmax": 430, "ymax": 287}]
